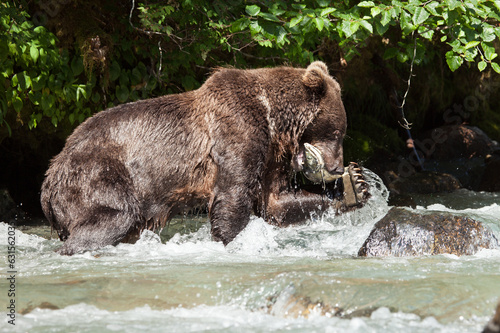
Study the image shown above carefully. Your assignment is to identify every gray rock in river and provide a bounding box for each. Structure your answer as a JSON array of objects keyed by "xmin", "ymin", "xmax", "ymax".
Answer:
[{"xmin": 358, "ymin": 207, "xmax": 499, "ymax": 257}]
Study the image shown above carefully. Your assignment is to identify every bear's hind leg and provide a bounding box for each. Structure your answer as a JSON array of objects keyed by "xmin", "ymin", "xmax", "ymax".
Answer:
[{"xmin": 57, "ymin": 207, "xmax": 141, "ymax": 255}]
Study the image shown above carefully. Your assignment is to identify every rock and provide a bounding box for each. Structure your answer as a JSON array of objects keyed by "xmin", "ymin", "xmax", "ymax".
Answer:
[
  {"xmin": 483, "ymin": 300, "xmax": 500, "ymax": 333},
  {"xmin": 265, "ymin": 292, "xmax": 341, "ymax": 318},
  {"xmin": 422, "ymin": 125, "xmax": 496, "ymax": 161},
  {"xmin": 376, "ymin": 125, "xmax": 499, "ymax": 192},
  {"xmin": 478, "ymin": 153, "xmax": 500, "ymax": 192},
  {"xmin": 264, "ymin": 285, "xmax": 383, "ymax": 319},
  {"xmin": 387, "ymin": 171, "xmax": 461, "ymax": 195},
  {"xmin": 358, "ymin": 207, "xmax": 499, "ymax": 257},
  {"xmin": 20, "ymin": 302, "xmax": 60, "ymax": 315},
  {"xmin": 417, "ymin": 125, "xmax": 499, "ymax": 190},
  {"xmin": 0, "ymin": 188, "xmax": 26, "ymax": 222}
]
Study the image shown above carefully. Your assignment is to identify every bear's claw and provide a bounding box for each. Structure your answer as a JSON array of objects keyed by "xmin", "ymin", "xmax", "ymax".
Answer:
[{"xmin": 342, "ymin": 162, "xmax": 370, "ymax": 208}]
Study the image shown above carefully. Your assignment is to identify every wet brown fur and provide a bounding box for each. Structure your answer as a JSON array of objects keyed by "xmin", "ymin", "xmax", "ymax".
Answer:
[{"xmin": 40, "ymin": 61, "xmax": 347, "ymax": 255}]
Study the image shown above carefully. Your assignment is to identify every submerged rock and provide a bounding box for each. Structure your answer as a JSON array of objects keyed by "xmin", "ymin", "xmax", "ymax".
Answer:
[
  {"xmin": 265, "ymin": 291, "xmax": 341, "ymax": 318},
  {"xmin": 358, "ymin": 207, "xmax": 499, "ymax": 257},
  {"xmin": 263, "ymin": 284, "xmax": 383, "ymax": 319}
]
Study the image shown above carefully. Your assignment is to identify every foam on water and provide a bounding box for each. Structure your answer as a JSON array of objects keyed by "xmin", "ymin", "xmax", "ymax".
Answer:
[{"xmin": 8, "ymin": 303, "xmax": 488, "ymax": 333}]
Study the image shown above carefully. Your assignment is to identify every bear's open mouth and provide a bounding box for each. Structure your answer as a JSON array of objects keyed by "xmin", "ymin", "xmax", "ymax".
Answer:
[{"xmin": 301, "ymin": 143, "xmax": 342, "ymax": 184}]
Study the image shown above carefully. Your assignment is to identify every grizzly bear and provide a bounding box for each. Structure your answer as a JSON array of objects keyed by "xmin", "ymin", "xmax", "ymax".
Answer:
[{"xmin": 40, "ymin": 61, "xmax": 368, "ymax": 255}]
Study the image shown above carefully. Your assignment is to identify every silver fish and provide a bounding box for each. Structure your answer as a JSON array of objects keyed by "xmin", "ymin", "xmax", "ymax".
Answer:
[{"xmin": 302, "ymin": 143, "xmax": 342, "ymax": 184}]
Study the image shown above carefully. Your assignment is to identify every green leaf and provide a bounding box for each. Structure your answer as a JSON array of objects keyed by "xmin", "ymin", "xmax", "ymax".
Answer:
[
  {"xmin": 478, "ymin": 61, "xmax": 487, "ymax": 71},
  {"xmin": 71, "ymin": 57, "xmax": 84, "ymax": 76},
  {"xmin": 446, "ymin": 0, "xmax": 460, "ymax": 10},
  {"xmin": 292, "ymin": 4, "xmax": 306, "ymax": 10},
  {"xmin": 350, "ymin": 21, "xmax": 360, "ymax": 35},
  {"xmin": 480, "ymin": 23, "xmax": 496, "ymax": 42},
  {"xmin": 12, "ymin": 96, "xmax": 23, "ymax": 113},
  {"xmin": 425, "ymin": 1, "xmax": 440, "ymax": 16},
  {"xmin": 359, "ymin": 20, "xmax": 373, "ymax": 33},
  {"xmin": 341, "ymin": 20, "xmax": 353, "ymax": 37},
  {"xmin": 119, "ymin": 72, "xmax": 129, "ymax": 87},
  {"xmin": 494, "ymin": 1, "xmax": 500, "ymax": 12},
  {"xmin": 463, "ymin": 47, "xmax": 478, "ymax": 62},
  {"xmin": 181, "ymin": 75, "xmax": 198, "ymax": 91},
  {"xmin": 231, "ymin": 17, "xmax": 250, "ymax": 32},
  {"xmin": 109, "ymin": 62, "xmax": 121, "ymax": 81},
  {"xmin": 358, "ymin": 1, "xmax": 375, "ymax": 7},
  {"xmin": 400, "ymin": 10, "xmax": 415, "ymax": 34},
  {"xmin": 482, "ymin": 42, "xmax": 497, "ymax": 61},
  {"xmin": 76, "ymin": 86, "xmax": 87, "ymax": 102},
  {"xmin": 245, "ymin": 5, "xmax": 260, "ymax": 16},
  {"xmin": 131, "ymin": 68, "xmax": 142, "ymax": 86},
  {"xmin": 289, "ymin": 16, "xmax": 303, "ymax": 28},
  {"xmin": 465, "ymin": 41, "xmax": 480, "ymax": 49},
  {"xmin": 276, "ymin": 26, "xmax": 287, "ymax": 44},
  {"xmin": 11, "ymin": 74, "xmax": 18, "ymax": 88},
  {"xmin": 320, "ymin": 8, "xmax": 336, "ymax": 16},
  {"xmin": 383, "ymin": 47, "xmax": 399, "ymax": 60},
  {"xmin": 259, "ymin": 12, "xmax": 280, "ymax": 22},
  {"xmin": 31, "ymin": 74, "xmax": 45, "ymax": 91},
  {"xmin": 91, "ymin": 92, "xmax": 101, "ymax": 103},
  {"xmin": 446, "ymin": 51, "xmax": 463, "ymax": 71},
  {"xmin": 249, "ymin": 21, "xmax": 262, "ymax": 34},
  {"xmin": 397, "ymin": 51, "xmax": 409, "ymax": 63},
  {"xmin": 12, "ymin": 72, "xmax": 30, "ymax": 91},
  {"xmin": 116, "ymin": 85, "xmax": 129, "ymax": 103},
  {"xmin": 412, "ymin": 7, "xmax": 430, "ymax": 26},
  {"xmin": 314, "ymin": 17, "xmax": 324, "ymax": 31},
  {"xmin": 371, "ymin": 7, "xmax": 382, "ymax": 17},
  {"xmin": 269, "ymin": 8, "xmax": 285, "ymax": 16},
  {"xmin": 492, "ymin": 62, "xmax": 500, "ymax": 74},
  {"xmin": 33, "ymin": 26, "xmax": 46, "ymax": 34},
  {"xmin": 375, "ymin": 20, "xmax": 390, "ymax": 35},
  {"xmin": 316, "ymin": 0, "xmax": 330, "ymax": 7},
  {"xmin": 41, "ymin": 93, "xmax": 53, "ymax": 110},
  {"xmin": 418, "ymin": 26, "xmax": 434, "ymax": 40},
  {"xmin": 381, "ymin": 9, "xmax": 392, "ymax": 26},
  {"xmin": 28, "ymin": 113, "xmax": 39, "ymax": 129},
  {"xmin": 30, "ymin": 45, "xmax": 39, "ymax": 63}
]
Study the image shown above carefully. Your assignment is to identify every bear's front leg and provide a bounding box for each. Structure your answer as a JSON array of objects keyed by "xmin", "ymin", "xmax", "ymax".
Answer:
[
  {"xmin": 209, "ymin": 183, "xmax": 254, "ymax": 245},
  {"xmin": 265, "ymin": 163, "xmax": 370, "ymax": 226}
]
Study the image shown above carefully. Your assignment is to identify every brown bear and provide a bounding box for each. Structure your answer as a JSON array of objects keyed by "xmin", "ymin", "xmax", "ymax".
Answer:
[{"xmin": 40, "ymin": 61, "xmax": 368, "ymax": 255}]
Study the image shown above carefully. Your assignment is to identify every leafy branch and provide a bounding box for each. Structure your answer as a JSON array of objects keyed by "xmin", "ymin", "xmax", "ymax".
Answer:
[{"xmin": 230, "ymin": 0, "xmax": 500, "ymax": 72}]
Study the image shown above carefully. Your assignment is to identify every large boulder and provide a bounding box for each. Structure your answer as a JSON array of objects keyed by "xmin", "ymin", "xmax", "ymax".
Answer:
[
  {"xmin": 422, "ymin": 125, "xmax": 496, "ymax": 161},
  {"xmin": 358, "ymin": 207, "xmax": 499, "ymax": 257},
  {"xmin": 418, "ymin": 124, "xmax": 499, "ymax": 190}
]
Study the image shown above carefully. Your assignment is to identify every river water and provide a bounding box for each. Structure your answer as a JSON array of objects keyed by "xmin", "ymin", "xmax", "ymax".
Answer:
[{"xmin": 1, "ymin": 171, "xmax": 499, "ymax": 332}]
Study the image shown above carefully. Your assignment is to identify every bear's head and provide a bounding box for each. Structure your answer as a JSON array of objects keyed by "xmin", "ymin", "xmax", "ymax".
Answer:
[{"xmin": 291, "ymin": 61, "xmax": 346, "ymax": 182}]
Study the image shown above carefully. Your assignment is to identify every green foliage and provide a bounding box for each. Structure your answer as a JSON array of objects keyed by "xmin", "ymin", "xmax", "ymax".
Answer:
[
  {"xmin": 228, "ymin": 1, "xmax": 500, "ymax": 72},
  {"xmin": 0, "ymin": 2, "xmax": 93, "ymax": 131},
  {"xmin": 0, "ymin": 0, "xmax": 499, "ymax": 135}
]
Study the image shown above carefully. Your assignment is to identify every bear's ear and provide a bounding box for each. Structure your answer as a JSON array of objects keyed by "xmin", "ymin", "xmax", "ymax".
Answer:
[{"xmin": 302, "ymin": 61, "xmax": 328, "ymax": 92}]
